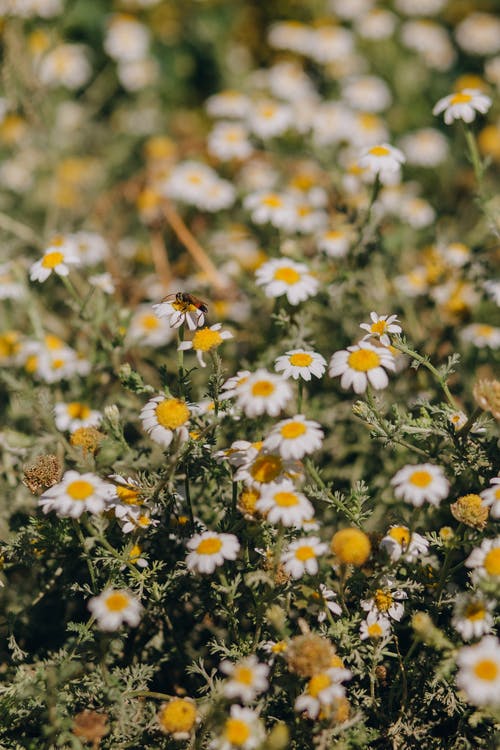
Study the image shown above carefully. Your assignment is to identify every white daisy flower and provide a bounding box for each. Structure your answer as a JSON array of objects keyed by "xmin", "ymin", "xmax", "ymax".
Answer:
[
  {"xmin": 215, "ymin": 440, "xmax": 262, "ymax": 468},
  {"xmin": 480, "ymin": 477, "xmax": 500, "ymax": 518},
  {"xmin": 399, "ymin": 128, "xmax": 449, "ymax": 167},
  {"xmin": 328, "ymin": 340, "xmax": 396, "ymax": 394},
  {"xmin": 87, "ymin": 589, "xmax": 142, "ymax": 631},
  {"xmin": 361, "ymin": 583, "xmax": 407, "ymax": 622},
  {"xmin": 0, "ymin": 263, "xmax": 25, "ymax": 300},
  {"xmin": 247, "ymin": 99, "xmax": 292, "ymax": 139},
  {"xmin": 207, "ymin": 121, "xmax": 253, "ymax": 161},
  {"xmin": 460, "ymin": 323, "xmax": 500, "ymax": 349},
  {"xmin": 452, "ymin": 593, "xmax": 495, "ymax": 641},
  {"xmin": 53, "ymin": 402, "xmax": 102, "ymax": 432},
  {"xmin": 220, "ymin": 656, "xmax": 269, "ymax": 704},
  {"xmin": 308, "ymin": 25, "xmax": 354, "ymax": 64},
  {"xmin": 255, "ymin": 258, "xmax": 319, "ymax": 305},
  {"xmin": 268, "ymin": 21, "xmax": 313, "ymax": 55},
  {"xmin": 483, "ymin": 280, "xmax": 500, "ymax": 306},
  {"xmin": 341, "ymin": 75, "xmax": 392, "ymax": 113},
  {"xmin": 104, "ymin": 14, "xmax": 150, "ymax": 62},
  {"xmin": 220, "ymin": 370, "xmax": 251, "ymax": 400},
  {"xmin": 205, "ymin": 89, "xmax": 251, "ymax": 119},
  {"xmin": 390, "ymin": 463, "xmax": 449, "ymax": 507},
  {"xmin": 106, "ymin": 475, "xmax": 144, "ymax": 518},
  {"xmin": 358, "ymin": 143, "xmax": 406, "ymax": 182},
  {"xmin": 274, "ymin": 349, "xmax": 327, "ymax": 381},
  {"xmin": 178, "ymin": 323, "xmax": 233, "ymax": 368},
  {"xmin": 264, "ymin": 415, "xmax": 324, "ymax": 460},
  {"xmin": 256, "ymin": 479, "xmax": 314, "ymax": 527},
  {"xmin": 38, "ymin": 470, "xmax": 114, "ymax": 518},
  {"xmin": 281, "ymin": 536, "xmax": 327, "ymax": 579},
  {"xmin": 455, "ymin": 13, "xmax": 500, "ymax": 56},
  {"xmin": 456, "ymin": 636, "xmax": 500, "ymax": 707},
  {"xmin": 72, "ymin": 231, "xmax": 109, "ymax": 266},
  {"xmin": 465, "ymin": 537, "xmax": 500, "ymax": 580},
  {"xmin": 359, "ymin": 312, "xmax": 402, "ymax": 347},
  {"xmin": 243, "ymin": 190, "xmax": 293, "ymax": 228},
  {"xmin": 153, "ymin": 294, "xmax": 207, "ymax": 331},
  {"xmin": 432, "ymin": 89, "xmax": 492, "ymax": 125},
  {"xmin": 119, "ymin": 509, "xmax": 160, "ymax": 535},
  {"xmin": 215, "ymin": 705, "xmax": 265, "ymax": 750},
  {"xmin": 316, "ymin": 583, "xmax": 342, "ymax": 622},
  {"xmin": 294, "ymin": 666, "xmax": 352, "ymax": 719},
  {"xmin": 38, "ymin": 44, "xmax": 91, "ymax": 89},
  {"xmin": 360, "ymin": 611, "xmax": 392, "ymax": 640},
  {"xmin": 88, "ymin": 272, "xmax": 115, "ymax": 294},
  {"xmin": 29, "ymin": 236, "xmax": 80, "ymax": 282},
  {"xmin": 317, "ymin": 226, "xmax": 354, "ymax": 258},
  {"xmin": 185, "ymin": 531, "xmax": 240, "ymax": 574},
  {"xmin": 127, "ymin": 304, "xmax": 175, "ymax": 347},
  {"xmin": 235, "ymin": 369, "xmax": 293, "ymax": 417},
  {"xmin": 234, "ymin": 449, "xmax": 302, "ymax": 488},
  {"xmin": 140, "ymin": 395, "xmax": 190, "ymax": 449},
  {"xmin": 380, "ymin": 525, "xmax": 429, "ymax": 563}
]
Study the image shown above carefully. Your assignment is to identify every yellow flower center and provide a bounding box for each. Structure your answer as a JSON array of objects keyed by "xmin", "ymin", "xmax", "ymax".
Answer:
[
  {"xmin": 271, "ymin": 640, "xmax": 287, "ymax": 653},
  {"xmin": 41, "ymin": 251, "xmax": 64, "ymax": 269},
  {"xmin": 140, "ymin": 314, "xmax": 160, "ymax": 331},
  {"xmin": 155, "ymin": 398, "xmax": 189, "ymax": 430},
  {"xmin": 234, "ymin": 666, "xmax": 254, "ymax": 685},
  {"xmin": 370, "ymin": 320, "xmax": 387, "ymax": 334},
  {"xmin": 409, "ymin": 470, "xmax": 432, "ymax": 488},
  {"xmin": 464, "ymin": 602, "xmax": 486, "ymax": 621},
  {"xmin": 289, "ymin": 352, "xmax": 313, "ymax": 367},
  {"xmin": 280, "ymin": 421, "xmax": 307, "ymax": 440},
  {"xmin": 331, "ymin": 528, "xmax": 371, "ymax": 566},
  {"xmin": 388, "ymin": 526, "xmax": 410, "ymax": 547},
  {"xmin": 262, "ymin": 194, "xmax": 282, "ymax": 208},
  {"xmin": 450, "ymin": 92, "xmax": 472, "ymax": 105},
  {"xmin": 369, "ymin": 145, "xmax": 390, "ymax": 157},
  {"xmin": 192, "ymin": 328, "xmax": 223, "ymax": 352},
  {"xmin": 51, "ymin": 358, "xmax": 65, "ymax": 370},
  {"xmin": 325, "ymin": 230, "xmax": 342, "ymax": 240},
  {"xmin": 0, "ymin": 332, "xmax": 20, "ymax": 358},
  {"xmin": 105, "ymin": 592, "xmax": 129, "ymax": 612},
  {"xmin": 495, "ymin": 488, "xmax": 500, "ymax": 500},
  {"xmin": 367, "ymin": 622, "xmax": 383, "ymax": 638},
  {"xmin": 67, "ymin": 402, "xmax": 91, "ymax": 420},
  {"xmin": 347, "ymin": 348, "xmax": 380, "ymax": 372},
  {"xmin": 116, "ymin": 485, "xmax": 141, "ymax": 505},
  {"xmin": 308, "ymin": 673, "xmax": 331, "ymax": 698},
  {"xmin": 484, "ymin": 548, "xmax": 500, "ymax": 576},
  {"xmin": 45, "ymin": 334, "xmax": 64, "ymax": 350},
  {"xmin": 476, "ymin": 324, "xmax": 493, "ymax": 337},
  {"xmin": 374, "ymin": 589, "xmax": 393, "ymax": 612},
  {"xmin": 295, "ymin": 545, "xmax": 315, "ymax": 561},
  {"xmin": 251, "ymin": 380, "xmax": 275, "ymax": 397},
  {"xmin": 273, "ymin": 267, "xmax": 301, "ymax": 284},
  {"xmin": 159, "ymin": 698, "xmax": 197, "ymax": 734},
  {"xmin": 360, "ymin": 113, "xmax": 379, "ymax": 130},
  {"xmin": 473, "ymin": 659, "xmax": 498, "ymax": 682},
  {"xmin": 250, "ymin": 455, "xmax": 283, "ymax": 483},
  {"xmin": 66, "ymin": 480, "xmax": 94, "ymax": 501},
  {"xmin": 274, "ymin": 491, "xmax": 299, "ymax": 507},
  {"xmin": 225, "ymin": 718, "xmax": 251, "ymax": 746},
  {"xmin": 51, "ymin": 235, "xmax": 65, "ymax": 247},
  {"xmin": 25, "ymin": 354, "xmax": 38, "ymax": 373},
  {"xmin": 129, "ymin": 544, "xmax": 142, "ymax": 563},
  {"xmin": 196, "ymin": 537, "xmax": 223, "ymax": 555}
]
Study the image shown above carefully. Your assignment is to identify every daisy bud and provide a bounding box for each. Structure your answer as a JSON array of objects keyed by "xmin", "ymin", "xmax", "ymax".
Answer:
[
  {"xmin": 23, "ymin": 454, "xmax": 62, "ymax": 495},
  {"xmin": 70, "ymin": 426, "xmax": 106, "ymax": 455},
  {"xmin": 331, "ymin": 527, "xmax": 371, "ymax": 566},
  {"xmin": 286, "ymin": 633, "xmax": 337, "ymax": 677},
  {"xmin": 157, "ymin": 698, "xmax": 197, "ymax": 740},
  {"xmin": 450, "ymin": 494, "xmax": 489, "ymax": 530}
]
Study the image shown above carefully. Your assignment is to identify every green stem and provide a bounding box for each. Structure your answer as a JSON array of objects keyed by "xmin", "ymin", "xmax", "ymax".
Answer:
[
  {"xmin": 391, "ymin": 339, "xmax": 459, "ymax": 410},
  {"xmin": 82, "ymin": 518, "xmax": 143, "ymax": 583},
  {"xmin": 177, "ymin": 323, "xmax": 185, "ymax": 396},
  {"xmin": 129, "ymin": 690, "xmax": 173, "ymax": 701},
  {"xmin": 72, "ymin": 519, "xmax": 97, "ymax": 591},
  {"xmin": 185, "ymin": 473, "xmax": 195, "ymax": 532},
  {"xmin": 305, "ymin": 458, "xmax": 358, "ymax": 524},
  {"xmin": 436, "ymin": 524, "xmax": 464, "ymax": 604},
  {"xmin": 61, "ymin": 274, "xmax": 81, "ymax": 306},
  {"xmin": 297, "ymin": 380, "xmax": 303, "ymax": 414}
]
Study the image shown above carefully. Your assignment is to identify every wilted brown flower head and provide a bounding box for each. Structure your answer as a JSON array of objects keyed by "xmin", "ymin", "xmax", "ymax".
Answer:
[
  {"xmin": 450, "ymin": 494, "xmax": 489, "ymax": 530},
  {"xmin": 72, "ymin": 710, "xmax": 109, "ymax": 748},
  {"xmin": 286, "ymin": 632, "xmax": 337, "ymax": 677},
  {"xmin": 70, "ymin": 427, "xmax": 106, "ymax": 455},
  {"xmin": 473, "ymin": 378, "xmax": 500, "ymax": 419},
  {"xmin": 22, "ymin": 454, "xmax": 62, "ymax": 494}
]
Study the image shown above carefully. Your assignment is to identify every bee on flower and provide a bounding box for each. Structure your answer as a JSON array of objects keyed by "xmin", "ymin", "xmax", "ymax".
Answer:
[
  {"xmin": 87, "ymin": 589, "xmax": 142, "ymax": 631},
  {"xmin": 379, "ymin": 525, "xmax": 429, "ymax": 563},
  {"xmin": 220, "ymin": 656, "xmax": 269, "ymax": 703},
  {"xmin": 153, "ymin": 292, "xmax": 207, "ymax": 331}
]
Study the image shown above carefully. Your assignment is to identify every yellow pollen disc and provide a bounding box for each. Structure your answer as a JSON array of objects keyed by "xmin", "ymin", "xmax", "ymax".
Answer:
[
  {"xmin": 473, "ymin": 659, "xmax": 498, "ymax": 682},
  {"xmin": 116, "ymin": 485, "xmax": 141, "ymax": 505},
  {"xmin": 251, "ymin": 380, "xmax": 275, "ymax": 397},
  {"xmin": 66, "ymin": 480, "xmax": 94, "ymax": 501},
  {"xmin": 450, "ymin": 92, "xmax": 472, "ymax": 105},
  {"xmin": 192, "ymin": 328, "xmax": 223, "ymax": 352},
  {"xmin": 369, "ymin": 145, "xmax": 390, "ymax": 157},
  {"xmin": 330, "ymin": 655, "xmax": 344, "ymax": 668},
  {"xmin": 25, "ymin": 354, "xmax": 38, "ymax": 373},
  {"xmin": 409, "ymin": 470, "xmax": 432, "ymax": 488},
  {"xmin": 280, "ymin": 421, "xmax": 307, "ymax": 439},
  {"xmin": 261, "ymin": 106, "xmax": 277, "ymax": 118},
  {"xmin": 196, "ymin": 538, "xmax": 223, "ymax": 555},
  {"xmin": 325, "ymin": 230, "xmax": 342, "ymax": 240},
  {"xmin": 495, "ymin": 489, "xmax": 500, "ymax": 500},
  {"xmin": 273, "ymin": 267, "xmax": 301, "ymax": 284},
  {"xmin": 476, "ymin": 324, "xmax": 493, "ymax": 337},
  {"xmin": 465, "ymin": 602, "xmax": 486, "ymax": 621},
  {"xmin": 51, "ymin": 235, "xmax": 65, "ymax": 247},
  {"xmin": 295, "ymin": 545, "xmax": 315, "ymax": 561},
  {"xmin": 51, "ymin": 358, "xmax": 65, "ymax": 370},
  {"xmin": 234, "ymin": 666, "xmax": 254, "ymax": 685},
  {"xmin": 367, "ymin": 623, "xmax": 383, "ymax": 638},
  {"xmin": 140, "ymin": 314, "xmax": 160, "ymax": 331},
  {"xmin": 360, "ymin": 113, "xmax": 378, "ymax": 129},
  {"xmin": 388, "ymin": 526, "xmax": 410, "ymax": 547},
  {"xmin": 67, "ymin": 402, "xmax": 91, "ymax": 419},
  {"xmin": 297, "ymin": 205, "xmax": 311, "ymax": 217},
  {"xmin": 252, "ymin": 441, "xmax": 264, "ymax": 451},
  {"xmin": 105, "ymin": 592, "xmax": 129, "ymax": 612},
  {"xmin": 129, "ymin": 544, "xmax": 142, "ymax": 563},
  {"xmin": 271, "ymin": 640, "xmax": 287, "ymax": 653},
  {"xmin": 484, "ymin": 548, "xmax": 500, "ymax": 576},
  {"xmin": 45, "ymin": 334, "xmax": 63, "ymax": 350},
  {"xmin": 289, "ymin": 352, "xmax": 313, "ymax": 367},
  {"xmin": 274, "ymin": 491, "xmax": 299, "ymax": 507},
  {"xmin": 41, "ymin": 251, "xmax": 64, "ymax": 269},
  {"xmin": 159, "ymin": 699, "xmax": 197, "ymax": 734},
  {"xmin": 371, "ymin": 320, "xmax": 387, "ymax": 334},
  {"xmin": 347, "ymin": 348, "xmax": 380, "ymax": 372},
  {"xmin": 374, "ymin": 589, "xmax": 393, "ymax": 612},
  {"xmin": 250, "ymin": 455, "xmax": 282, "ymax": 483},
  {"xmin": 137, "ymin": 515, "xmax": 151, "ymax": 527},
  {"xmin": 308, "ymin": 673, "xmax": 331, "ymax": 698},
  {"xmin": 188, "ymin": 174, "xmax": 202, "ymax": 184},
  {"xmin": 0, "ymin": 332, "xmax": 20, "ymax": 358},
  {"xmin": 225, "ymin": 718, "xmax": 251, "ymax": 746},
  {"xmin": 262, "ymin": 194, "xmax": 282, "ymax": 208},
  {"xmin": 172, "ymin": 300, "xmax": 195, "ymax": 313},
  {"xmin": 155, "ymin": 398, "xmax": 189, "ymax": 430}
]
